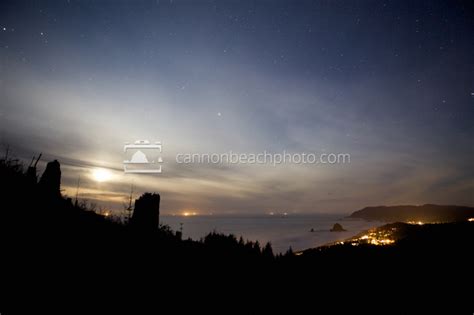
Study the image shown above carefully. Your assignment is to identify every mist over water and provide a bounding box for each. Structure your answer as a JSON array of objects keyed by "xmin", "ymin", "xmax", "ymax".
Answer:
[{"xmin": 162, "ymin": 214, "xmax": 383, "ymax": 253}]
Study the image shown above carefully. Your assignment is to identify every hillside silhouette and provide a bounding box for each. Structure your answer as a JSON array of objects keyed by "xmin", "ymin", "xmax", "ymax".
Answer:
[
  {"xmin": 0, "ymin": 156, "xmax": 275, "ymax": 262},
  {"xmin": 1, "ymin": 155, "xmax": 473, "ymax": 309},
  {"xmin": 349, "ymin": 204, "xmax": 474, "ymax": 222}
]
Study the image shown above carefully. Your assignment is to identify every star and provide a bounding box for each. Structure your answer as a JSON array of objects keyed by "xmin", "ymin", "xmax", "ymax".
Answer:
[
  {"xmin": 217, "ymin": 112, "xmax": 222, "ymax": 117},
  {"xmin": 2, "ymin": 27, "xmax": 6, "ymax": 31}
]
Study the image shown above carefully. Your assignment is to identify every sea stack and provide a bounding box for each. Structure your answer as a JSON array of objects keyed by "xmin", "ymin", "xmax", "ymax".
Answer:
[{"xmin": 330, "ymin": 223, "xmax": 346, "ymax": 232}]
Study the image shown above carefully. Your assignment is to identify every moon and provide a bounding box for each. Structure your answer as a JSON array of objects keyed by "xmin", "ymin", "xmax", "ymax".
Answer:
[{"xmin": 91, "ymin": 168, "xmax": 113, "ymax": 182}]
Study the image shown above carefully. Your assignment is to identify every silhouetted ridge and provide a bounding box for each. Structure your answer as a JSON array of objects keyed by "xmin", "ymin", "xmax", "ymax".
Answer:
[
  {"xmin": 1, "ymin": 155, "xmax": 473, "ymax": 308},
  {"xmin": 0, "ymin": 156, "xmax": 275, "ymax": 262},
  {"xmin": 349, "ymin": 204, "xmax": 474, "ymax": 222}
]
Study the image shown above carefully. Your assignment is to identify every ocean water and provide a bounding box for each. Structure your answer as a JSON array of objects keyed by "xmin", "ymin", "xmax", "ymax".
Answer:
[{"xmin": 161, "ymin": 214, "xmax": 383, "ymax": 254}]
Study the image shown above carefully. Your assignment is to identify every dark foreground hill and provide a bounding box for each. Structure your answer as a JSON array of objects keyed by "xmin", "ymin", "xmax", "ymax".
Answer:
[
  {"xmin": 1, "ymin": 156, "xmax": 473, "ymax": 310},
  {"xmin": 349, "ymin": 204, "xmax": 474, "ymax": 222}
]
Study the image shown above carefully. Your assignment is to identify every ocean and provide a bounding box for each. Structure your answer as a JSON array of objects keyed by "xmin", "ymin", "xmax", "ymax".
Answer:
[{"xmin": 161, "ymin": 214, "xmax": 383, "ymax": 254}]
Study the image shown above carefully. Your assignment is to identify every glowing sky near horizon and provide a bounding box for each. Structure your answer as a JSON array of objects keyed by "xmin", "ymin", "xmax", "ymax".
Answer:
[{"xmin": 0, "ymin": 0, "xmax": 473, "ymax": 214}]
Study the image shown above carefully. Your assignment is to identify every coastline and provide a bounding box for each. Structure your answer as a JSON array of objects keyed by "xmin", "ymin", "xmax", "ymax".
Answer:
[{"xmin": 161, "ymin": 214, "xmax": 384, "ymax": 254}]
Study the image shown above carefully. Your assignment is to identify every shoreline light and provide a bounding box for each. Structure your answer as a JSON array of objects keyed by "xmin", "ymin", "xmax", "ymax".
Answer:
[{"xmin": 182, "ymin": 211, "xmax": 198, "ymax": 217}]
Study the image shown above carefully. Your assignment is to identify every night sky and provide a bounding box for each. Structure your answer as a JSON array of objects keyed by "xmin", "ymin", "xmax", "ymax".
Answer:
[{"xmin": 1, "ymin": 0, "xmax": 473, "ymax": 214}]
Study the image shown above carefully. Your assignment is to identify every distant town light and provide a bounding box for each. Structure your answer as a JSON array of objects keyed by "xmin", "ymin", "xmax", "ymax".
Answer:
[
  {"xmin": 182, "ymin": 211, "xmax": 198, "ymax": 217},
  {"xmin": 407, "ymin": 220, "xmax": 424, "ymax": 225}
]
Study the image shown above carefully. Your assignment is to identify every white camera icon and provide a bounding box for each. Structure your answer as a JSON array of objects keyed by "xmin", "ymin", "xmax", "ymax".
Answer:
[{"xmin": 123, "ymin": 140, "xmax": 163, "ymax": 174}]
